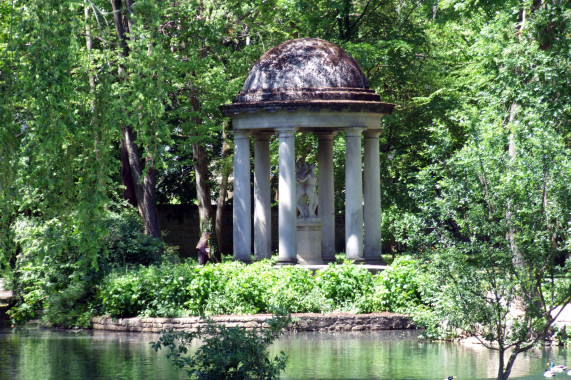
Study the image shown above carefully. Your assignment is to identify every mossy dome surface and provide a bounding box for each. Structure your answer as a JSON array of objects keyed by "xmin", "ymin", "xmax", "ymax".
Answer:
[{"xmin": 234, "ymin": 38, "xmax": 381, "ymax": 103}]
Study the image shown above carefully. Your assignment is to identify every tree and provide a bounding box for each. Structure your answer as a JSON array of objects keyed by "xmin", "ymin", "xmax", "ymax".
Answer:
[
  {"xmin": 109, "ymin": 0, "xmax": 170, "ymax": 239},
  {"xmin": 0, "ymin": 0, "xmax": 118, "ymax": 264},
  {"xmin": 154, "ymin": 0, "xmax": 288, "ymax": 257},
  {"xmin": 407, "ymin": 1, "xmax": 571, "ymax": 378}
]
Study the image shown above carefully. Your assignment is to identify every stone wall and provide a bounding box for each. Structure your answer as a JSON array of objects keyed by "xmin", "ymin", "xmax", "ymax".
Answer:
[
  {"xmin": 159, "ymin": 205, "xmax": 351, "ymax": 258},
  {"xmin": 158, "ymin": 205, "xmax": 235, "ymax": 257},
  {"xmin": 92, "ymin": 312, "xmax": 413, "ymax": 333}
]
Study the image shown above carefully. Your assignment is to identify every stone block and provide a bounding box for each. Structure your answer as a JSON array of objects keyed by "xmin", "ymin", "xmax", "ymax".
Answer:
[{"xmin": 296, "ymin": 218, "xmax": 323, "ymax": 265}]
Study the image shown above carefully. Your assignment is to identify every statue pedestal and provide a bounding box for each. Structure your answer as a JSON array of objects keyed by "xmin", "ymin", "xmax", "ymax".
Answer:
[{"xmin": 297, "ymin": 218, "xmax": 323, "ymax": 265}]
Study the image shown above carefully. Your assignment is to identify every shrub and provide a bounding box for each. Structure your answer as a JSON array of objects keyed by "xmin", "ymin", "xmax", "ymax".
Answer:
[
  {"xmin": 151, "ymin": 312, "xmax": 291, "ymax": 380},
  {"xmin": 6, "ymin": 209, "xmax": 164, "ymax": 326},
  {"xmin": 184, "ymin": 264, "xmax": 225, "ymax": 315},
  {"xmin": 97, "ymin": 258, "xmax": 438, "ymax": 318},
  {"xmin": 102, "ymin": 209, "xmax": 164, "ymax": 268},
  {"xmin": 265, "ymin": 265, "xmax": 326, "ymax": 313},
  {"xmin": 369, "ymin": 255, "xmax": 427, "ymax": 313},
  {"xmin": 203, "ymin": 261, "xmax": 274, "ymax": 315},
  {"xmin": 314, "ymin": 260, "xmax": 374, "ymax": 312}
]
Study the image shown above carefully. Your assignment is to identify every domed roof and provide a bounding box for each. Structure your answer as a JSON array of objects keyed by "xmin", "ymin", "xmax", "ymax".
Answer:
[{"xmin": 234, "ymin": 38, "xmax": 380, "ymax": 103}]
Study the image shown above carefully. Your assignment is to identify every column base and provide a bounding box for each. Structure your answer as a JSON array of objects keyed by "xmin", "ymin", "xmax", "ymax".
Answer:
[
  {"xmin": 364, "ymin": 257, "xmax": 386, "ymax": 265},
  {"xmin": 276, "ymin": 258, "xmax": 298, "ymax": 265},
  {"xmin": 346, "ymin": 256, "xmax": 365, "ymax": 263},
  {"xmin": 233, "ymin": 257, "xmax": 253, "ymax": 264}
]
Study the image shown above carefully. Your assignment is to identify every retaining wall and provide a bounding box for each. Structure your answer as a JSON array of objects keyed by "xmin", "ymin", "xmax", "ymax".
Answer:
[{"xmin": 92, "ymin": 312, "xmax": 414, "ymax": 333}]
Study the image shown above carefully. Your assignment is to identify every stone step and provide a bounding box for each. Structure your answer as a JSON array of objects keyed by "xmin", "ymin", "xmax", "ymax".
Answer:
[
  {"xmin": 0, "ymin": 304, "xmax": 9, "ymax": 324},
  {"xmin": 0, "ymin": 279, "xmax": 12, "ymax": 325},
  {"xmin": 0, "ymin": 279, "xmax": 12, "ymax": 300}
]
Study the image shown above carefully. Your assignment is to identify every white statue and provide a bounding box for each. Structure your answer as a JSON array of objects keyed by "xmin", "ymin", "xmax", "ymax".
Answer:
[{"xmin": 296, "ymin": 158, "xmax": 318, "ymax": 218}]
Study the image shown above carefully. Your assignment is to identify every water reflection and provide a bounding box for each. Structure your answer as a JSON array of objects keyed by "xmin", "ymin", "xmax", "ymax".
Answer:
[
  {"xmin": 0, "ymin": 328, "xmax": 187, "ymax": 380},
  {"xmin": 1, "ymin": 327, "xmax": 570, "ymax": 380},
  {"xmin": 273, "ymin": 330, "xmax": 569, "ymax": 380}
]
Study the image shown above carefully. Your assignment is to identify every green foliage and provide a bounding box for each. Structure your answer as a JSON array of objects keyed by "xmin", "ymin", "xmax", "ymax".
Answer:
[
  {"xmin": 264, "ymin": 265, "xmax": 328, "ymax": 313},
  {"xmin": 98, "ymin": 259, "xmax": 423, "ymax": 318},
  {"xmin": 151, "ymin": 312, "xmax": 291, "ymax": 380},
  {"xmin": 551, "ymin": 325, "xmax": 571, "ymax": 347},
  {"xmin": 314, "ymin": 261, "xmax": 373, "ymax": 312},
  {"xmin": 6, "ymin": 208, "xmax": 163, "ymax": 327},
  {"xmin": 369, "ymin": 255, "xmax": 428, "ymax": 313},
  {"xmin": 103, "ymin": 210, "xmax": 164, "ymax": 268},
  {"xmin": 401, "ymin": 2, "xmax": 571, "ymax": 377},
  {"xmin": 203, "ymin": 262, "xmax": 273, "ymax": 315}
]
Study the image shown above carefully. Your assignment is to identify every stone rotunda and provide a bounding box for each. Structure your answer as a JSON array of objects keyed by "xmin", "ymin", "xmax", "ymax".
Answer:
[{"xmin": 220, "ymin": 38, "xmax": 394, "ymax": 265}]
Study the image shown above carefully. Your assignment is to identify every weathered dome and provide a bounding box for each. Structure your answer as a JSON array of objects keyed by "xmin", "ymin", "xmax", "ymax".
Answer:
[
  {"xmin": 235, "ymin": 38, "xmax": 380, "ymax": 103},
  {"xmin": 220, "ymin": 38, "xmax": 395, "ymax": 116}
]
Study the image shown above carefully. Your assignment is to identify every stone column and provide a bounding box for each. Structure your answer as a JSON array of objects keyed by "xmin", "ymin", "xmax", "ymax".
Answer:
[
  {"xmin": 277, "ymin": 127, "xmax": 297, "ymax": 264},
  {"xmin": 254, "ymin": 133, "xmax": 272, "ymax": 260},
  {"xmin": 317, "ymin": 132, "xmax": 337, "ymax": 263},
  {"xmin": 233, "ymin": 130, "xmax": 252, "ymax": 263},
  {"xmin": 363, "ymin": 129, "xmax": 384, "ymax": 264},
  {"xmin": 345, "ymin": 128, "xmax": 364, "ymax": 261}
]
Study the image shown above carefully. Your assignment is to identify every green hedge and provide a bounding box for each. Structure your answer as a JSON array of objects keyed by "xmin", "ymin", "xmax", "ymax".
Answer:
[{"xmin": 97, "ymin": 257, "xmax": 427, "ymax": 318}]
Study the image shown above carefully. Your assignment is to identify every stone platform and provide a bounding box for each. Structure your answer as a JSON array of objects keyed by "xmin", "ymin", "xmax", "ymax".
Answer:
[{"xmin": 301, "ymin": 264, "xmax": 387, "ymax": 274}]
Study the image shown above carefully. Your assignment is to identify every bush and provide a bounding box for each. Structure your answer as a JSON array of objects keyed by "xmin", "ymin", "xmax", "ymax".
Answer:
[
  {"xmin": 314, "ymin": 260, "xmax": 374, "ymax": 312},
  {"xmin": 203, "ymin": 261, "xmax": 273, "ymax": 315},
  {"xmin": 151, "ymin": 312, "xmax": 291, "ymax": 380},
  {"xmin": 184, "ymin": 265, "xmax": 225, "ymax": 315},
  {"xmin": 264, "ymin": 265, "xmax": 327, "ymax": 313},
  {"xmin": 6, "ymin": 208, "xmax": 164, "ymax": 327},
  {"xmin": 369, "ymin": 255, "xmax": 427, "ymax": 313},
  {"xmin": 102, "ymin": 210, "xmax": 164, "ymax": 268},
  {"xmin": 99, "ymin": 260, "xmax": 355, "ymax": 317},
  {"xmin": 97, "ymin": 257, "xmax": 438, "ymax": 318}
]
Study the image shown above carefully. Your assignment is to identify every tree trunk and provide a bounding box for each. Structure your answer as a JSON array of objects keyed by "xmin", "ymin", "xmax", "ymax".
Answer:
[
  {"xmin": 121, "ymin": 126, "xmax": 161, "ymax": 237},
  {"xmin": 507, "ymin": 102, "xmax": 522, "ymax": 267},
  {"xmin": 497, "ymin": 348, "xmax": 520, "ymax": 380},
  {"xmin": 497, "ymin": 348, "xmax": 506, "ymax": 380},
  {"xmin": 112, "ymin": 0, "xmax": 161, "ymax": 239},
  {"xmin": 121, "ymin": 138, "xmax": 139, "ymax": 208},
  {"xmin": 192, "ymin": 140, "xmax": 214, "ymax": 233},
  {"xmin": 189, "ymin": 96, "xmax": 215, "ymax": 256},
  {"xmin": 214, "ymin": 120, "xmax": 232, "ymax": 258},
  {"xmin": 142, "ymin": 155, "xmax": 161, "ymax": 238}
]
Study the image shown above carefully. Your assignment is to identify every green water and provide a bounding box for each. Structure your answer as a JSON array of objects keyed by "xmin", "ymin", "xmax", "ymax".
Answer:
[{"xmin": 0, "ymin": 328, "xmax": 569, "ymax": 379}]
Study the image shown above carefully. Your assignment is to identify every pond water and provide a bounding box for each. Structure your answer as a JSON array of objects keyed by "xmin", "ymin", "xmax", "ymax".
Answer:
[{"xmin": 1, "ymin": 327, "xmax": 569, "ymax": 380}]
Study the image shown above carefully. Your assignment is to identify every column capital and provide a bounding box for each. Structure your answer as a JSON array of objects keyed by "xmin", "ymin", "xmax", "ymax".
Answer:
[
  {"xmin": 275, "ymin": 127, "xmax": 297, "ymax": 136},
  {"xmin": 345, "ymin": 127, "xmax": 365, "ymax": 137},
  {"xmin": 253, "ymin": 131, "xmax": 274, "ymax": 141},
  {"xmin": 315, "ymin": 131, "xmax": 338, "ymax": 141},
  {"xmin": 363, "ymin": 128, "xmax": 382, "ymax": 139},
  {"xmin": 234, "ymin": 130, "xmax": 250, "ymax": 139}
]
